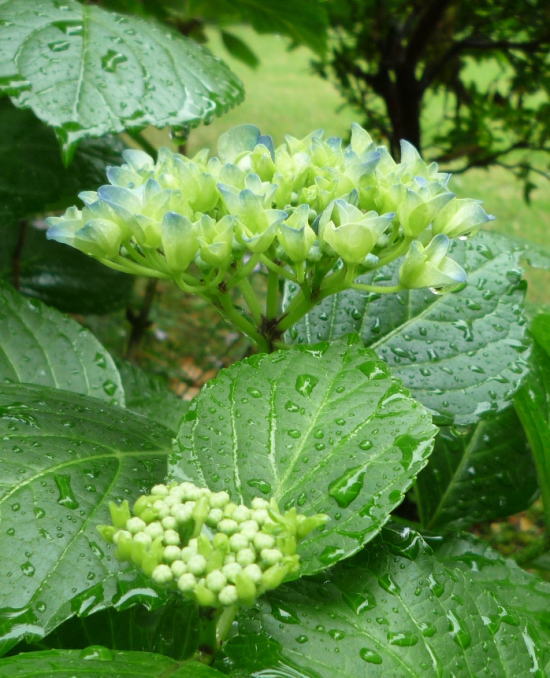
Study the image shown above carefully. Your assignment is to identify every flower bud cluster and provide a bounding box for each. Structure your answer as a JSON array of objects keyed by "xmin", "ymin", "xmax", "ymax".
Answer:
[
  {"xmin": 98, "ymin": 481, "xmax": 327, "ymax": 609},
  {"xmin": 47, "ymin": 124, "xmax": 493, "ymax": 295}
]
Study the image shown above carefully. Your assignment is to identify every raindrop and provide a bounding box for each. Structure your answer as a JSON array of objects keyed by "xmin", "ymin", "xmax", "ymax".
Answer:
[
  {"xmin": 79, "ymin": 646, "xmax": 114, "ymax": 661},
  {"xmin": 328, "ymin": 629, "xmax": 345, "ymax": 640},
  {"xmin": 377, "ymin": 573, "xmax": 400, "ymax": 595},
  {"xmin": 328, "ymin": 466, "xmax": 365, "ymax": 508},
  {"xmin": 246, "ymin": 387, "xmax": 262, "ymax": 398},
  {"xmin": 102, "ymin": 380, "xmax": 117, "ymax": 396},
  {"xmin": 319, "ymin": 545, "xmax": 346, "ymax": 566},
  {"xmin": 343, "ymin": 591, "xmax": 376, "ymax": 614},
  {"xmin": 295, "ymin": 374, "xmax": 319, "ymax": 397},
  {"xmin": 358, "ymin": 360, "xmax": 389, "ymax": 379},
  {"xmin": 246, "ymin": 478, "xmax": 272, "ymax": 494},
  {"xmin": 47, "ymin": 39, "xmax": 70, "ymax": 52},
  {"xmin": 287, "ymin": 429, "xmax": 301, "ymax": 439},
  {"xmin": 387, "ymin": 631, "xmax": 418, "ymax": 646},
  {"xmin": 359, "ymin": 648, "xmax": 383, "ymax": 664},
  {"xmin": 20, "ymin": 562, "xmax": 35, "ymax": 577},
  {"xmin": 295, "ymin": 634, "xmax": 308, "ymax": 644},
  {"xmin": 447, "ymin": 610, "xmax": 471, "ymax": 649},
  {"xmin": 94, "ymin": 353, "xmax": 107, "ymax": 368},
  {"xmin": 270, "ymin": 602, "xmax": 300, "ymax": 624},
  {"xmin": 101, "ymin": 49, "xmax": 128, "ymax": 73},
  {"xmin": 54, "ymin": 474, "xmax": 79, "ymax": 509}
]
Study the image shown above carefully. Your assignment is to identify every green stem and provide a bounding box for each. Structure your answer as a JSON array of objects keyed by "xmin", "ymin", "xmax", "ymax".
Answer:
[
  {"xmin": 513, "ymin": 534, "xmax": 550, "ymax": 566},
  {"xmin": 126, "ymin": 129, "xmax": 158, "ymax": 157},
  {"xmin": 277, "ymin": 290, "xmax": 315, "ymax": 332},
  {"xmin": 217, "ymin": 294, "xmax": 269, "ymax": 352},
  {"xmin": 259, "ymin": 254, "xmax": 298, "ymax": 282},
  {"xmin": 238, "ymin": 277, "xmax": 263, "ymax": 324},
  {"xmin": 372, "ymin": 237, "xmax": 412, "ymax": 269},
  {"xmin": 350, "ymin": 283, "xmax": 402, "ymax": 294},
  {"xmin": 266, "ymin": 269, "xmax": 280, "ymax": 320}
]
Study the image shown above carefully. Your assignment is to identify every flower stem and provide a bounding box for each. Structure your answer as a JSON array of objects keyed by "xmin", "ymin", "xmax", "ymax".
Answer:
[
  {"xmin": 217, "ymin": 293, "xmax": 269, "ymax": 352},
  {"xmin": 238, "ymin": 277, "xmax": 263, "ymax": 324},
  {"xmin": 216, "ymin": 604, "xmax": 238, "ymax": 647},
  {"xmin": 350, "ymin": 283, "xmax": 402, "ymax": 294},
  {"xmin": 266, "ymin": 269, "xmax": 280, "ymax": 320}
]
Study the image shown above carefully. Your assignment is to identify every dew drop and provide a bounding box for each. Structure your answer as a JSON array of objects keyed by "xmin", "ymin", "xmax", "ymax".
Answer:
[
  {"xmin": 102, "ymin": 380, "xmax": 117, "ymax": 396},
  {"xmin": 246, "ymin": 478, "xmax": 272, "ymax": 494},
  {"xmin": 20, "ymin": 562, "xmax": 35, "ymax": 577},
  {"xmin": 359, "ymin": 647, "xmax": 383, "ymax": 664},
  {"xmin": 328, "ymin": 465, "xmax": 365, "ymax": 508},
  {"xmin": 447, "ymin": 610, "xmax": 471, "ymax": 649},
  {"xmin": 387, "ymin": 631, "xmax": 418, "ymax": 646},
  {"xmin": 295, "ymin": 374, "xmax": 319, "ymax": 397},
  {"xmin": 79, "ymin": 646, "xmax": 114, "ymax": 661},
  {"xmin": 101, "ymin": 49, "xmax": 128, "ymax": 73},
  {"xmin": 54, "ymin": 474, "xmax": 79, "ymax": 510}
]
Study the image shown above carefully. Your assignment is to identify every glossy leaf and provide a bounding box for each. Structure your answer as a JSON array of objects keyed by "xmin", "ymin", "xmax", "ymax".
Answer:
[
  {"xmin": 0, "ymin": 0, "xmax": 244, "ymax": 156},
  {"xmin": 0, "ymin": 649, "xmax": 225, "ymax": 677},
  {"xmin": 24, "ymin": 597, "xmax": 199, "ymax": 661},
  {"xmin": 0, "ymin": 100, "xmax": 126, "ymax": 222},
  {"xmin": 0, "ymin": 223, "xmax": 134, "ymax": 314},
  {"xmin": 415, "ymin": 407, "xmax": 538, "ymax": 530},
  {"xmin": 117, "ymin": 359, "xmax": 188, "ymax": 433},
  {"xmin": 287, "ymin": 232, "xmax": 530, "ymax": 425},
  {"xmin": 0, "ymin": 384, "xmax": 172, "ymax": 655},
  {"xmin": 171, "ymin": 337, "xmax": 437, "ymax": 575},
  {"xmin": 515, "ymin": 313, "xmax": 550, "ymax": 526},
  {"xmin": 0, "ymin": 283, "xmax": 124, "ymax": 405},
  {"xmin": 222, "ymin": 525, "xmax": 550, "ymax": 677}
]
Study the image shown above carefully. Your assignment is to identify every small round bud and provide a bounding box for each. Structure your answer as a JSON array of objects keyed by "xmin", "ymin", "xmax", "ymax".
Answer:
[
  {"xmin": 218, "ymin": 585, "xmax": 238, "ymax": 606},
  {"xmin": 252, "ymin": 509, "xmax": 269, "ymax": 524},
  {"xmin": 253, "ymin": 532, "xmax": 275, "ymax": 550},
  {"xmin": 229, "ymin": 534, "xmax": 249, "ymax": 552},
  {"xmin": 180, "ymin": 482, "xmax": 201, "ymax": 500},
  {"xmin": 126, "ymin": 517, "xmax": 146, "ymax": 534},
  {"xmin": 232, "ymin": 505, "xmax": 250, "ymax": 522},
  {"xmin": 171, "ymin": 560, "xmax": 187, "ymax": 577},
  {"xmin": 151, "ymin": 484, "xmax": 169, "ymax": 496},
  {"xmin": 162, "ymin": 516, "xmax": 177, "ymax": 530},
  {"xmin": 173, "ymin": 504, "xmax": 193, "ymax": 523},
  {"xmin": 206, "ymin": 570, "xmax": 227, "ymax": 592},
  {"xmin": 152, "ymin": 500, "xmax": 170, "ymax": 518},
  {"xmin": 240, "ymin": 520, "xmax": 259, "ymax": 538},
  {"xmin": 152, "ymin": 564, "xmax": 173, "ymax": 584},
  {"xmin": 145, "ymin": 522, "xmax": 164, "ymax": 539},
  {"xmin": 224, "ymin": 553, "xmax": 236, "ymax": 564},
  {"xmin": 206, "ymin": 508, "xmax": 224, "ymax": 527},
  {"xmin": 163, "ymin": 529, "xmax": 180, "ymax": 545},
  {"xmin": 218, "ymin": 519, "xmax": 238, "ymax": 534},
  {"xmin": 133, "ymin": 532, "xmax": 152, "ymax": 546},
  {"xmin": 261, "ymin": 548, "xmax": 283, "ymax": 566},
  {"xmin": 243, "ymin": 563, "xmax": 263, "ymax": 583},
  {"xmin": 222, "ymin": 562, "xmax": 242, "ymax": 582},
  {"xmin": 187, "ymin": 554, "xmax": 207, "ymax": 575},
  {"xmin": 113, "ymin": 529, "xmax": 131, "ymax": 544},
  {"xmin": 210, "ymin": 491, "xmax": 230, "ymax": 508},
  {"xmin": 168, "ymin": 484, "xmax": 186, "ymax": 499},
  {"xmin": 163, "ymin": 545, "xmax": 181, "ymax": 562},
  {"xmin": 223, "ymin": 502, "xmax": 237, "ymax": 517},
  {"xmin": 251, "ymin": 497, "xmax": 269, "ymax": 510},
  {"xmin": 180, "ymin": 546, "xmax": 195, "ymax": 562},
  {"xmin": 236, "ymin": 548, "xmax": 256, "ymax": 567},
  {"xmin": 177, "ymin": 573, "xmax": 196, "ymax": 592},
  {"xmin": 163, "ymin": 495, "xmax": 180, "ymax": 507}
]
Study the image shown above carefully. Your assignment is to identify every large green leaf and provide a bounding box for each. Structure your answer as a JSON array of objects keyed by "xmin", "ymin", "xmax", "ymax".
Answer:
[
  {"xmin": 221, "ymin": 525, "xmax": 550, "ymax": 677},
  {"xmin": 0, "ymin": 100, "xmax": 126, "ymax": 222},
  {"xmin": 0, "ymin": 650, "xmax": 225, "ymax": 677},
  {"xmin": 415, "ymin": 407, "xmax": 538, "ymax": 530},
  {"xmin": 0, "ymin": 0, "xmax": 244, "ymax": 156},
  {"xmin": 0, "ymin": 283, "xmax": 124, "ymax": 405},
  {"xmin": 21, "ymin": 597, "xmax": 199, "ymax": 661},
  {"xmin": 0, "ymin": 223, "xmax": 134, "ymax": 314},
  {"xmin": 515, "ymin": 313, "xmax": 550, "ymax": 525},
  {"xmin": 0, "ymin": 384, "xmax": 172, "ymax": 655},
  {"xmin": 171, "ymin": 338, "xmax": 437, "ymax": 575},
  {"xmin": 117, "ymin": 359, "xmax": 188, "ymax": 434},
  {"xmin": 287, "ymin": 232, "xmax": 530, "ymax": 426}
]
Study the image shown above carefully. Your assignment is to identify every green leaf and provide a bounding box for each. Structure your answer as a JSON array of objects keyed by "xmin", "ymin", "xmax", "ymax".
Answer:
[
  {"xmin": 0, "ymin": 383, "xmax": 172, "ymax": 655},
  {"xmin": 220, "ymin": 30, "xmax": 259, "ymax": 69},
  {"xmin": 187, "ymin": 0, "xmax": 328, "ymax": 56},
  {"xmin": 415, "ymin": 407, "xmax": 538, "ymax": 530},
  {"xmin": 0, "ymin": 0, "xmax": 244, "ymax": 157},
  {"xmin": 117, "ymin": 359, "xmax": 189, "ymax": 433},
  {"xmin": 0, "ymin": 649, "xmax": 225, "ymax": 677},
  {"xmin": 0, "ymin": 100, "xmax": 127, "ymax": 222},
  {"xmin": 0, "ymin": 283, "xmax": 125, "ymax": 404},
  {"xmin": 222, "ymin": 526, "xmax": 550, "ymax": 677},
  {"xmin": 23, "ymin": 597, "xmax": 199, "ymax": 661},
  {"xmin": 171, "ymin": 337, "xmax": 437, "ymax": 575},
  {"xmin": 0, "ymin": 223, "xmax": 134, "ymax": 314},
  {"xmin": 515, "ymin": 313, "xmax": 550, "ymax": 527},
  {"xmin": 287, "ymin": 232, "xmax": 530, "ymax": 425}
]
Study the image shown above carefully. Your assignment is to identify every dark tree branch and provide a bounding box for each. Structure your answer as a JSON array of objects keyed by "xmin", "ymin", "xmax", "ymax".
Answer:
[{"xmin": 405, "ymin": 0, "xmax": 456, "ymax": 64}]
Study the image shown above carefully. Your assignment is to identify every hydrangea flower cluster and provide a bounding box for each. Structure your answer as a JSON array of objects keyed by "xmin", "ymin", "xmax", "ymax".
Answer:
[
  {"xmin": 47, "ymin": 124, "xmax": 493, "ymax": 349},
  {"xmin": 98, "ymin": 481, "xmax": 327, "ymax": 609}
]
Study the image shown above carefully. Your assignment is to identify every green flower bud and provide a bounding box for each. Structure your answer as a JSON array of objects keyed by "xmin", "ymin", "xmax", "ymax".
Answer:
[
  {"xmin": 195, "ymin": 583, "xmax": 217, "ymax": 607},
  {"xmin": 108, "ymin": 500, "xmax": 131, "ymax": 529},
  {"xmin": 431, "ymin": 197, "xmax": 494, "ymax": 239},
  {"xmin": 163, "ymin": 529, "xmax": 180, "ymax": 546},
  {"xmin": 236, "ymin": 548, "xmax": 256, "ymax": 567},
  {"xmin": 171, "ymin": 560, "xmax": 187, "ymax": 577},
  {"xmin": 163, "ymin": 545, "xmax": 181, "ymax": 562},
  {"xmin": 196, "ymin": 214, "xmax": 235, "ymax": 267},
  {"xmin": 96, "ymin": 525, "xmax": 117, "ymax": 543},
  {"xmin": 188, "ymin": 554, "xmax": 207, "ymax": 575},
  {"xmin": 152, "ymin": 564, "xmax": 173, "ymax": 584},
  {"xmin": 243, "ymin": 563, "xmax": 263, "ymax": 583},
  {"xmin": 396, "ymin": 183, "xmax": 455, "ymax": 238},
  {"xmin": 177, "ymin": 573, "xmax": 197, "ymax": 593},
  {"xmin": 261, "ymin": 548, "xmax": 283, "ymax": 566},
  {"xmin": 206, "ymin": 570, "xmax": 227, "ymax": 593},
  {"xmin": 144, "ymin": 522, "xmax": 164, "ymax": 539},
  {"xmin": 126, "ymin": 517, "xmax": 146, "ymax": 534},
  {"xmin": 278, "ymin": 204, "xmax": 316, "ymax": 262},
  {"xmin": 399, "ymin": 235, "xmax": 467, "ymax": 290},
  {"xmin": 235, "ymin": 571, "xmax": 257, "ymax": 606},
  {"xmin": 160, "ymin": 212, "xmax": 198, "ymax": 273},
  {"xmin": 319, "ymin": 200, "xmax": 392, "ymax": 264},
  {"xmin": 218, "ymin": 585, "xmax": 238, "ymax": 606}
]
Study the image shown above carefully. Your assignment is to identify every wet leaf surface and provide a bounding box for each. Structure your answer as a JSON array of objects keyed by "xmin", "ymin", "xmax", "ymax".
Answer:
[
  {"xmin": 171, "ymin": 337, "xmax": 437, "ymax": 575},
  {"xmin": 0, "ymin": 384, "xmax": 172, "ymax": 655},
  {"xmin": 0, "ymin": 0, "xmax": 244, "ymax": 156},
  {"xmin": 0, "ymin": 649, "xmax": 224, "ymax": 676},
  {"xmin": 416, "ymin": 407, "xmax": 538, "ymax": 530},
  {"xmin": 287, "ymin": 232, "xmax": 530, "ymax": 426},
  {"xmin": 0, "ymin": 283, "xmax": 124, "ymax": 405},
  {"xmin": 222, "ymin": 525, "xmax": 550, "ymax": 677}
]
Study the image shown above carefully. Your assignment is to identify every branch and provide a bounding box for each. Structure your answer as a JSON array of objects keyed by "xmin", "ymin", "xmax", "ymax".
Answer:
[
  {"xmin": 405, "ymin": 0, "xmax": 456, "ymax": 65},
  {"xmin": 444, "ymin": 141, "xmax": 550, "ymax": 174}
]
